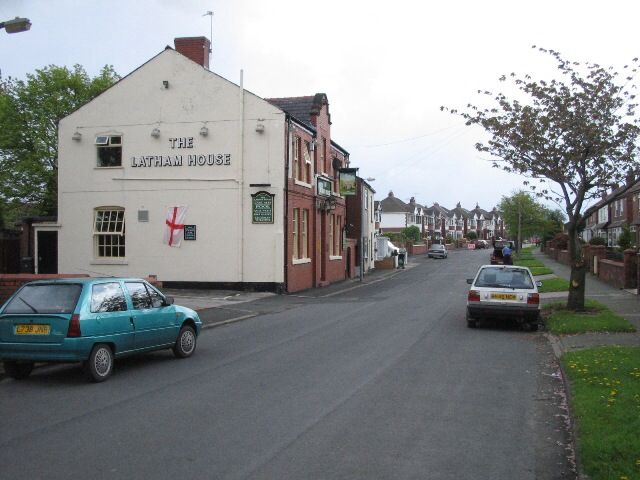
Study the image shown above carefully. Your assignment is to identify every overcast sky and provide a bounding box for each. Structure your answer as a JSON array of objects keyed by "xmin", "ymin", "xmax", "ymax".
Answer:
[{"xmin": 2, "ymin": 0, "xmax": 639, "ymax": 212}]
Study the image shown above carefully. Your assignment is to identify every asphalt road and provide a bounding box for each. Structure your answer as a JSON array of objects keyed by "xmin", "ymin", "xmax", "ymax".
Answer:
[{"xmin": 0, "ymin": 249, "xmax": 575, "ymax": 479}]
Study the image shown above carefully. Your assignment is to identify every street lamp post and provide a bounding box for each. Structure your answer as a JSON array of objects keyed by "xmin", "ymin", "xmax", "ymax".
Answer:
[{"xmin": 1, "ymin": 17, "xmax": 32, "ymax": 34}]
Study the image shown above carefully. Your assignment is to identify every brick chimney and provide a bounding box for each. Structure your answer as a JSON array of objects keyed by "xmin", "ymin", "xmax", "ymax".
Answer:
[{"xmin": 174, "ymin": 37, "xmax": 211, "ymax": 69}]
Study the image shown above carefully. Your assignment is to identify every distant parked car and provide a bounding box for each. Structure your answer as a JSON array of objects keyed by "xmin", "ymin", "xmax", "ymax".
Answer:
[
  {"xmin": 466, "ymin": 265, "xmax": 542, "ymax": 330},
  {"xmin": 474, "ymin": 239, "xmax": 488, "ymax": 249},
  {"xmin": 428, "ymin": 243, "xmax": 448, "ymax": 259},
  {"xmin": 0, "ymin": 278, "xmax": 202, "ymax": 382}
]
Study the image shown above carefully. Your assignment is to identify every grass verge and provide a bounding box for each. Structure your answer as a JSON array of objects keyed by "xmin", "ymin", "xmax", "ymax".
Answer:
[
  {"xmin": 530, "ymin": 266, "xmax": 554, "ymax": 276},
  {"xmin": 538, "ymin": 277, "xmax": 570, "ymax": 293},
  {"xmin": 514, "ymin": 259, "xmax": 546, "ymax": 268},
  {"xmin": 543, "ymin": 299, "xmax": 636, "ymax": 334},
  {"xmin": 562, "ymin": 346, "xmax": 640, "ymax": 480}
]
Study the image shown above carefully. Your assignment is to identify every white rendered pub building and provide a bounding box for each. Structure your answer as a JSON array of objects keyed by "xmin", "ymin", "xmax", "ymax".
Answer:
[{"xmin": 56, "ymin": 37, "xmax": 353, "ymax": 293}]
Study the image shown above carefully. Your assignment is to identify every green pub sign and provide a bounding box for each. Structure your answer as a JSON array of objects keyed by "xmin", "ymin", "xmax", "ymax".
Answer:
[{"xmin": 252, "ymin": 191, "xmax": 275, "ymax": 224}]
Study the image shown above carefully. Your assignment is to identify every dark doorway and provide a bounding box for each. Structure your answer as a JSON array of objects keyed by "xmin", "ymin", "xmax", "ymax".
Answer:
[
  {"xmin": 346, "ymin": 247, "xmax": 352, "ymax": 278},
  {"xmin": 37, "ymin": 231, "xmax": 58, "ymax": 274}
]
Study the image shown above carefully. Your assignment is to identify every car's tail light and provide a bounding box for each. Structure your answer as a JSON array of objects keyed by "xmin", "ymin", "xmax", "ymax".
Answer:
[
  {"xmin": 468, "ymin": 290, "xmax": 480, "ymax": 302},
  {"xmin": 67, "ymin": 314, "xmax": 81, "ymax": 337},
  {"xmin": 527, "ymin": 293, "xmax": 540, "ymax": 305}
]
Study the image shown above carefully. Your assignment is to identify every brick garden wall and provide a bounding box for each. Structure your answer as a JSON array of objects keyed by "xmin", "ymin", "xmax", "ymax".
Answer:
[
  {"xmin": 545, "ymin": 244, "xmax": 638, "ymax": 292},
  {"xmin": 0, "ymin": 274, "xmax": 166, "ymax": 306},
  {"xmin": 598, "ymin": 260, "xmax": 625, "ymax": 289},
  {"xmin": 407, "ymin": 244, "xmax": 427, "ymax": 255},
  {"xmin": 0, "ymin": 274, "xmax": 90, "ymax": 305}
]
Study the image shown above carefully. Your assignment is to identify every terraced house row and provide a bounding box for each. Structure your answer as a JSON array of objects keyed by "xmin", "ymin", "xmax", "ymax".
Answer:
[
  {"xmin": 375, "ymin": 191, "xmax": 505, "ymax": 240},
  {"xmin": 581, "ymin": 172, "xmax": 640, "ymax": 247}
]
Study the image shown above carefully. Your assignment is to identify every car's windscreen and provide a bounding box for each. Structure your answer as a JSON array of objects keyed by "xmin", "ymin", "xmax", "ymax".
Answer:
[
  {"xmin": 432, "ymin": 245, "xmax": 444, "ymax": 250},
  {"xmin": 475, "ymin": 268, "xmax": 534, "ymax": 289},
  {"xmin": 3, "ymin": 284, "xmax": 82, "ymax": 314}
]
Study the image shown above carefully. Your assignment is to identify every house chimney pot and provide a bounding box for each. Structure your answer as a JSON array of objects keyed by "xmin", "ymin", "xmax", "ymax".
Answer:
[{"xmin": 174, "ymin": 37, "xmax": 211, "ymax": 69}]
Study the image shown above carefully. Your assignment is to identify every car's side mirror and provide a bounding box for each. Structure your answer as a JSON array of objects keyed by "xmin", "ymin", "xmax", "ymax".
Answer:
[
  {"xmin": 164, "ymin": 295, "xmax": 175, "ymax": 306},
  {"xmin": 536, "ymin": 281, "xmax": 543, "ymax": 287},
  {"xmin": 466, "ymin": 279, "xmax": 473, "ymax": 284}
]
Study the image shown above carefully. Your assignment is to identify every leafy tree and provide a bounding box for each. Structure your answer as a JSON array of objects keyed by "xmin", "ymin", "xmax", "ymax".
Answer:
[
  {"xmin": 617, "ymin": 224, "xmax": 633, "ymax": 250},
  {"xmin": 445, "ymin": 48, "xmax": 640, "ymax": 310},
  {"xmin": 499, "ymin": 191, "xmax": 545, "ymax": 250},
  {"xmin": 465, "ymin": 230, "xmax": 478, "ymax": 240},
  {"xmin": 402, "ymin": 225, "xmax": 421, "ymax": 243},
  {"xmin": 539, "ymin": 208, "xmax": 565, "ymax": 245},
  {"xmin": 0, "ymin": 64, "xmax": 120, "ymax": 222}
]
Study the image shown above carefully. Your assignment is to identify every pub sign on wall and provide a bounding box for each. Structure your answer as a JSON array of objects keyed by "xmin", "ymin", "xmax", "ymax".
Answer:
[{"xmin": 252, "ymin": 191, "xmax": 275, "ymax": 224}]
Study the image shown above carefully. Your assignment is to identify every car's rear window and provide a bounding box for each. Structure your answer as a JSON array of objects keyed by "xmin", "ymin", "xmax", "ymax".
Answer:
[
  {"xmin": 476, "ymin": 268, "xmax": 534, "ymax": 289},
  {"xmin": 3, "ymin": 284, "xmax": 82, "ymax": 314}
]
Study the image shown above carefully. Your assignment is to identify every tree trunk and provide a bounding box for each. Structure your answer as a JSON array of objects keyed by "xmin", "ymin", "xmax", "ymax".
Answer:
[{"xmin": 566, "ymin": 223, "xmax": 586, "ymax": 311}]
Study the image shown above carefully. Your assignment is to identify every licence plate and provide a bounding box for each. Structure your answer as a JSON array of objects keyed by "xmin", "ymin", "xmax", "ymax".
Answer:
[
  {"xmin": 16, "ymin": 324, "xmax": 50, "ymax": 335},
  {"xmin": 491, "ymin": 293, "xmax": 517, "ymax": 300}
]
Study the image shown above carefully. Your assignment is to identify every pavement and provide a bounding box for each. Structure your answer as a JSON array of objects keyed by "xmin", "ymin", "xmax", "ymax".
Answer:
[{"xmin": 532, "ymin": 249, "xmax": 640, "ymax": 355}]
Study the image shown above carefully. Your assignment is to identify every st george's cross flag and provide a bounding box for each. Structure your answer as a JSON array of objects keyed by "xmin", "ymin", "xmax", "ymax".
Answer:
[{"xmin": 164, "ymin": 206, "xmax": 188, "ymax": 247}]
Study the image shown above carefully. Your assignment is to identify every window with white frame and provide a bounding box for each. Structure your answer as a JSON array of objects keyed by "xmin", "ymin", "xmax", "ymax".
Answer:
[
  {"xmin": 301, "ymin": 209, "xmax": 308, "ymax": 259},
  {"xmin": 303, "ymin": 141, "xmax": 312, "ymax": 183},
  {"xmin": 292, "ymin": 208, "xmax": 310, "ymax": 261},
  {"xmin": 614, "ymin": 199, "xmax": 624, "ymax": 217},
  {"xmin": 95, "ymin": 135, "xmax": 122, "ymax": 167},
  {"xmin": 329, "ymin": 213, "xmax": 335, "ymax": 256},
  {"xmin": 94, "ymin": 208, "xmax": 125, "ymax": 258},
  {"xmin": 292, "ymin": 209, "xmax": 299, "ymax": 259},
  {"xmin": 598, "ymin": 206, "xmax": 608, "ymax": 223},
  {"xmin": 335, "ymin": 215, "xmax": 342, "ymax": 256}
]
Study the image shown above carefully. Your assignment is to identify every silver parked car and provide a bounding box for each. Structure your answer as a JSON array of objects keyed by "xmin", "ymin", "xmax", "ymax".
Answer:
[
  {"xmin": 427, "ymin": 243, "xmax": 448, "ymax": 259},
  {"xmin": 466, "ymin": 265, "xmax": 542, "ymax": 330}
]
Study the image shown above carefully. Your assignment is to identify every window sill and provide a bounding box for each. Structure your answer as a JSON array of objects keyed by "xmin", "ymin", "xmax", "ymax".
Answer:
[
  {"xmin": 91, "ymin": 259, "xmax": 128, "ymax": 265},
  {"xmin": 329, "ymin": 255, "xmax": 343, "ymax": 261},
  {"xmin": 294, "ymin": 180, "xmax": 312, "ymax": 188},
  {"xmin": 292, "ymin": 257, "xmax": 311, "ymax": 265}
]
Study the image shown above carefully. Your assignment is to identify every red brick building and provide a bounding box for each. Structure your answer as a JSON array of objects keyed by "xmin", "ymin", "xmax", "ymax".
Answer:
[{"xmin": 267, "ymin": 95, "xmax": 351, "ymax": 291}]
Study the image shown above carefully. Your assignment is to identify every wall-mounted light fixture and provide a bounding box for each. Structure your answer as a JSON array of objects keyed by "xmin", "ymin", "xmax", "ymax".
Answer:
[
  {"xmin": 255, "ymin": 123, "xmax": 265, "ymax": 133},
  {"xmin": 151, "ymin": 128, "xmax": 161, "ymax": 138},
  {"xmin": 72, "ymin": 131, "xmax": 82, "ymax": 141},
  {"xmin": 200, "ymin": 125, "xmax": 209, "ymax": 137},
  {"xmin": 162, "ymin": 80, "xmax": 169, "ymax": 89},
  {"xmin": 310, "ymin": 139, "xmax": 317, "ymax": 151}
]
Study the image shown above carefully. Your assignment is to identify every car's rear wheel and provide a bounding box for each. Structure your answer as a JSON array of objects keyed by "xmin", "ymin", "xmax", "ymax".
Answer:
[
  {"xmin": 466, "ymin": 312, "xmax": 478, "ymax": 328},
  {"xmin": 85, "ymin": 344, "xmax": 114, "ymax": 382},
  {"xmin": 173, "ymin": 325, "xmax": 197, "ymax": 358},
  {"xmin": 4, "ymin": 361, "xmax": 34, "ymax": 380}
]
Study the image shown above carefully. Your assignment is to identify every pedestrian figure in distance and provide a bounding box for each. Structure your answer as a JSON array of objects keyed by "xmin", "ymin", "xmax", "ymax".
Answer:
[{"xmin": 502, "ymin": 243, "xmax": 513, "ymax": 265}]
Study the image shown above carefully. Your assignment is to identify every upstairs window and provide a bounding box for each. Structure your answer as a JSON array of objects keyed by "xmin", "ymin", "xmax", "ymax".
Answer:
[
  {"xmin": 302, "ymin": 141, "xmax": 312, "ymax": 183},
  {"xmin": 96, "ymin": 135, "xmax": 122, "ymax": 167}
]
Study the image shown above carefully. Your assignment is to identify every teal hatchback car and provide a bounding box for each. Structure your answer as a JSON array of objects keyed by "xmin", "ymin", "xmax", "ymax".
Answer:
[{"xmin": 0, "ymin": 278, "xmax": 202, "ymax": 382}]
